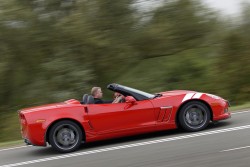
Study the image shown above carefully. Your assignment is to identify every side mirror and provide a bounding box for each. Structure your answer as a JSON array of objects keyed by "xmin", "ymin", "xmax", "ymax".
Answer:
[{"xmin": 125, "ymin": 96, "xmax": 136, "ymax": 104}]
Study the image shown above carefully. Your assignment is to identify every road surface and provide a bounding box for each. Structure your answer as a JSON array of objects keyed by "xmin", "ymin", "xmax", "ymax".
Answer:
[{"xmin": 0, "ymin": 110, "xmax": 250, "ymax": 167}]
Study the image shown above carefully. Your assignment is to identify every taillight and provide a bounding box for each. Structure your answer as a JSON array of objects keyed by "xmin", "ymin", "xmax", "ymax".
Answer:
[
  {"xmin": 224, "ymin": 108, "xmax": 228, "ymax": 113},
  {"xmin": 19, "ymin": 113, "xmax": 27, "ymax": 125}
]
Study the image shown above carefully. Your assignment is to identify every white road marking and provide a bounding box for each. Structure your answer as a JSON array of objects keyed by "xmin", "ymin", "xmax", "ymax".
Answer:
[
  {"xmin": 220, "ymin": 145, "xmax": 250, "ymax": 152},
  {"xmin": 231, "ymin": 110, "xmax": 250, "ymax": 115},
  {"xmin": 1, "ymin": 124, "xmax": 250, "ymax": 167},
  {"xmin": 0, "ymin": 110, "xmax": 249, "ymax": 153},
  {"xmin": 0, "ymin": 145, "xmax": 31, "ymax": 152}
]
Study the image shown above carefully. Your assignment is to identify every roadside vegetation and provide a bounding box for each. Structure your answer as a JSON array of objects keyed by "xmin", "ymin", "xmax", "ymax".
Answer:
[{"xmin": 0, "ymin": 0, "xmax": 249, "ymax": 143}]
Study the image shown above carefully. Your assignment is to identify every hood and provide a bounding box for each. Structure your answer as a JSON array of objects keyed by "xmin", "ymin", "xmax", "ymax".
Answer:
[{"xmin": 159, "ymin": 90, "xmax": 196, "ymax": 97}]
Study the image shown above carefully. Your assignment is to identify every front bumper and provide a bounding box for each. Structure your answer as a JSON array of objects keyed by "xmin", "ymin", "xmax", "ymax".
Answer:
[
  {"xmin": 210, "ymin": 98, "xmax": 231, "ymax": 121},
  {"xmin": 213, "ymin": 112, "xmax": 231, "ymax": 121}
]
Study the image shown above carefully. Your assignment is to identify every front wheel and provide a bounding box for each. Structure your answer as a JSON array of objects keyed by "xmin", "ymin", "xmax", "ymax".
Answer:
[
  {"xmin": 178, "ymin": 101, "xmax": 211, "ymax": 132},
  {"xmin": 49, "ymin": 120, "xmax": 83, "ymax": 153}
]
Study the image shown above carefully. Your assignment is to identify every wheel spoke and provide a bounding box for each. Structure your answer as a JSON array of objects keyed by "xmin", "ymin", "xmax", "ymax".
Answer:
[
  {"xmin": 185, "ymin": 105, "xmax": 207, "ymax": 128},
  {"xmin": 53, "ymin": 124, "xmax": 79, "ymax": 150},
  {"xmin": 179, "ymin": 102, "xmax": 210, "ymax": 132}
]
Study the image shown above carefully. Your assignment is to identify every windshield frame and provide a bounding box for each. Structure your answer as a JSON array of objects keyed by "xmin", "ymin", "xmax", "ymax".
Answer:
[{"xmin": 118, "ymin": 85, "xmax": 155, "ymax": 99}]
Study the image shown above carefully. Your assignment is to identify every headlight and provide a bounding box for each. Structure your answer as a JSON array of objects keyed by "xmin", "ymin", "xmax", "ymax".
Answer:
[{"xmin": 206, "ymin": 93, "xmax": 221, "ymax": 99}]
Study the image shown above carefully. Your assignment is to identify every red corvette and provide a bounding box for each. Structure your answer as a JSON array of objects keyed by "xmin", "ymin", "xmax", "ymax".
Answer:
[{"xmin": 18, "ymin": 83, "xmax": 231, "ymax": 152}]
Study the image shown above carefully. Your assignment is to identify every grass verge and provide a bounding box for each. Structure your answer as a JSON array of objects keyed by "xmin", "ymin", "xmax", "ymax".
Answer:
[
  {"xmin": 230, "ymin": 102, "xmax": 250, "ymax": 112},
  {"xmin": 0, "ymin": 140, "xmax": 24, "ymax": 148}
]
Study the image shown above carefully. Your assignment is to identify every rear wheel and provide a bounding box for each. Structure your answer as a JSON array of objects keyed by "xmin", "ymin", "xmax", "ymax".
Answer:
[
  {"xmin": 178, "ymin": 101, "xmax": 211, "ymax": 132},
  {"xmin": 49, "ymin": 120, "xmax": 83, "ymax": 153}
]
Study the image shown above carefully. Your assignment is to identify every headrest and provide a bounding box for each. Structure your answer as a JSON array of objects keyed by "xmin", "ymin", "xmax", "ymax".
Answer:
[
  {"xmin": 87, "ymin": 95, "xmax": 95, "ymax": 104},
  {"xmin": 81, "ymin": 94, "xmax": 89, "ymax": 104}
]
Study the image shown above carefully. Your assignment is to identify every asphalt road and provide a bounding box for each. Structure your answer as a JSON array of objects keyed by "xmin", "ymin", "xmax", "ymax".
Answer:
[{"xmin": 1, "ymin": 110, "xmax": 250, "ymax": 167}]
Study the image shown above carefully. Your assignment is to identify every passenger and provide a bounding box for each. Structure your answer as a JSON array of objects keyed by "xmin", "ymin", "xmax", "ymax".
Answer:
[{"xmin": 112, "ymin": 92, "xmax": 125, "ymax": 103}]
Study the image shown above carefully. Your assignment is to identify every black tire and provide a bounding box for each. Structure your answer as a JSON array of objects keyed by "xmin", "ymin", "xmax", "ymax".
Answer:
[
  {"xmin": 178, "ymin": 101, "xmax": 211, "ymax": 132},
  {"xmin": 49, "ymin": 120, "xmax": 83, "ymax": 153}
]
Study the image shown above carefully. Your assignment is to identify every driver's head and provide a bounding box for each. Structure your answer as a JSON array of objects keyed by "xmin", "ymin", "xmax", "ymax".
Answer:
[{"xmin": 91, "ymin": 87, "xmax": 103, "ymax": 98}]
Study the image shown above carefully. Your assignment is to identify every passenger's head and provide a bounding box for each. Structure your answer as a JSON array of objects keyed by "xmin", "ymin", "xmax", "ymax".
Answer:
[{"xmin": 91, "ymin": 87, "xmax": 103, "ymax": 98}]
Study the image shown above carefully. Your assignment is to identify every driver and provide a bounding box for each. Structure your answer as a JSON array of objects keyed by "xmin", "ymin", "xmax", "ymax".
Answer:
[{"xmin": 91, "ymin": 87, "xmax": 107, "ymax": 104}]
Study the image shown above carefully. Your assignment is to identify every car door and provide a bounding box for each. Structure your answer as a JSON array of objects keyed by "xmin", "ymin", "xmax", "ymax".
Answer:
[{"xmin": 86, "ymin": 100, "xmax": 156, "ymax": 135}]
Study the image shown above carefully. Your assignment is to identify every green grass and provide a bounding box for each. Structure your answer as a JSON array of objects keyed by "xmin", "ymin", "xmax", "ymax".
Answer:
[
  {"xmin": 0, "ymin": 140, "xmax": 24, "ymax": 148},
  {"xmin": 230, "ymin": 102, "xmax": 250, "ymax": 112}
]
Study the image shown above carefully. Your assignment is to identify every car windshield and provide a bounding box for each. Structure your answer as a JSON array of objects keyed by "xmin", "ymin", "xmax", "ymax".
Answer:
[{"xmin": 120, "ymin": 85, "xmax": 155, "ymax": 99}]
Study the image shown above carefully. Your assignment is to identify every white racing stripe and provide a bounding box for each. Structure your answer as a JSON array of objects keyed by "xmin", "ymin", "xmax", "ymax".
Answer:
[
  {"xmin": 192, "ymin": 93, "xmax": 203, "ymax": 99},
  {"xmin": 1, "ymin": 124, "xmax": 250, "ymax": 167},
  {"xmin": 220, "ymin": 145, "xmax": 250, "ymax": 152},
  {"xmin": 182, "ymin": 93, "xmax": 195, "ymax": 102}
]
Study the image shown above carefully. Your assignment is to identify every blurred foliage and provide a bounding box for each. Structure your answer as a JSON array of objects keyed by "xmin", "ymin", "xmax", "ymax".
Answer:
[{"xmin": 0, "ymin": 0, "xmax": 249, "ymax": 142}]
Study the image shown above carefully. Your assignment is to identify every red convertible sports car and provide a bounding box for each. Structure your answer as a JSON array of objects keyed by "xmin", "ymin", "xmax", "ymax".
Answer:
[{"xmin": 18, "ymin": 83, "xmax": 231, "ymax": 153}]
